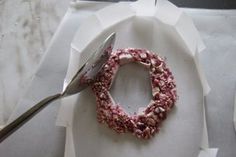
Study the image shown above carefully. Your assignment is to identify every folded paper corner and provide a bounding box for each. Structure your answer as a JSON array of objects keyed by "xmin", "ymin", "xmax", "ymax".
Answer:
[{"xmin": 198, "ymin": 148, "xmax": 218, "ymax": 157}]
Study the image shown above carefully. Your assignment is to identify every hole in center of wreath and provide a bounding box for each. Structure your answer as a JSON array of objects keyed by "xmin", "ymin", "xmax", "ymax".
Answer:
[{"xmin": 110, "ymin": 63, "xmax": 152, "ymax": 115}]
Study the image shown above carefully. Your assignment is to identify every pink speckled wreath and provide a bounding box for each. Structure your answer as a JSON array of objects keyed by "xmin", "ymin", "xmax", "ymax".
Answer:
[{"xmin": 92, "ymin": 48, "xmax": 177, "ymax": 139}]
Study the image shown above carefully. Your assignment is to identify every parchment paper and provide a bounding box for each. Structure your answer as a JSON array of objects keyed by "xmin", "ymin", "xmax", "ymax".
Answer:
[{"xmin": 56, "ymin": 1, "xmax": 217, "ymax": 157}]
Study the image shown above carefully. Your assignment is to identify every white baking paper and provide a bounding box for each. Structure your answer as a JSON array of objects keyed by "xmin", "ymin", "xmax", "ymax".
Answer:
[{"xmin": 55, "ymin": 0, "xmax": 216, "ymax": 157}]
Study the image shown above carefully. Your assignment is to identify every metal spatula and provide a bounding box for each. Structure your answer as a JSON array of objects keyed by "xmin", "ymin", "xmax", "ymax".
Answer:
[{"xmin": 0, "ymin": 33, "xmax": 116, "ymax": 143}]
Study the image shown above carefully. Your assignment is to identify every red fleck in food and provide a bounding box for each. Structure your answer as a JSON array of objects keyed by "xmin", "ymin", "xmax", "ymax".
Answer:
[{"xmin": 91, "ymin": 48, "xmax": 177, "ymax": 139}]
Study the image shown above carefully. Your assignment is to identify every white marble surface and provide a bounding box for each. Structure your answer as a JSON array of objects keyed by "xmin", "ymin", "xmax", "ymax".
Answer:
[{"xmin": 0, "ymin": 0, "xmax": 71, "ymax": 125}]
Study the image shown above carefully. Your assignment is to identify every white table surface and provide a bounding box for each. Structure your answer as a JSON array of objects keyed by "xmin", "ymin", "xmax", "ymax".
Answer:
[{"xmin": 0, "ymin": 2, "xmax": 236, "ymax": 157}]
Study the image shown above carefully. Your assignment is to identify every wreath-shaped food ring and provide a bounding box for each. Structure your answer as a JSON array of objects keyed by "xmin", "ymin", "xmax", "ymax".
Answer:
[{"xmin": 92, "ymin": 48, "xmax": 177, "ymax": 139}]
